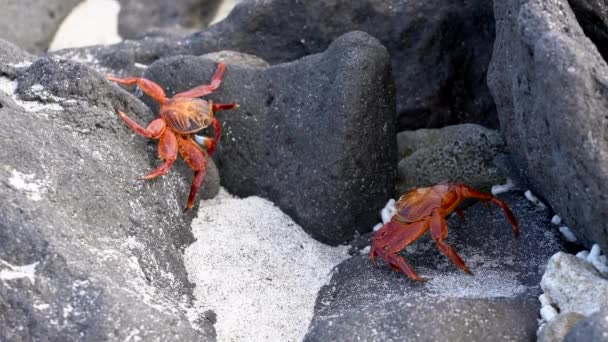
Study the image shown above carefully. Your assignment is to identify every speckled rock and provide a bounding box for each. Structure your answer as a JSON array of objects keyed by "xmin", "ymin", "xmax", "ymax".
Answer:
[
  {"xmin": 0, "ymin": 43, "xmax": 218, "ymax": 340},
  {"xmin": 487, "ymin": 0, "xmax": 608, "ymax": 251},
  {"xmin": 54, "ymin": 0, "xmax": 498, "ymax": 130},
  {"xmin": 565, "ymin": 306, "xmax": 608, "ymax": 342},
  {"xmin": 305, "ymin": 192, "xmax": 565, "ymax": 341},
  {"xmin": 142, "ymin": 32, "xmax": 397, "ymax": 245},
  {"xmin": 538, "ymin": 312, "xmax": 585, "ymax": 342},
  {"xmin": 540, "ymin": 252, "xmax": 608, "ymax": 317},
  {"xmin": 0, "ymin": 0, "xmax": 81, "ymax": 54},
  {"xmin": 397, "ymin": 123, "xmax": 506, "ymax": 194},
  {"xmin": 117, "ymin": 0, "xmax": 223, "ymax": 39}
]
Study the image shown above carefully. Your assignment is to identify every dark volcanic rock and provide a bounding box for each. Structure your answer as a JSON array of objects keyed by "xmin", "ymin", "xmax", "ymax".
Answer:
[
  {"xmin": 118, "ymin": 0, "xmax": 223, "ymax": 39},
  {"xmin": 55, "ymin": 0, "xmax": 498, "ymax": 131},
  {"xmin": 143, "ymin": 32, "xmax": 397, "ymax": 245},
  {"xmin": 487, "ymin": 0, "xmax": 608, "ymax": 252},
  {"xmin": 565, "ymin": 306, "xmax": 608, "ymax": 342},
  {"xmin": 397, "ymin": 124, "xmax": 506, "ymax": 194},
  {"xmin": 0, "ymin": 45, "xmax": 218, "ymax": 340},
  {"xmin": 569, "ymin": 0, "xmax": 608, "ymax": 60},
  {"xmin": 306, "ymin": 192, "xmax": 565, "ymax": 341},
  {"xmin": 0, "ymin": 0, "xmax": 81, "ymax": 54}
]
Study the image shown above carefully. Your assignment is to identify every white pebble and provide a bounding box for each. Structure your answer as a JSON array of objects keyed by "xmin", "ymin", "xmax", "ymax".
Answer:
[
  {"xmin": 372, "ymin": 222, "xmax": 384, "ymax": 232},
  {"xmin": 360, "ymin": 246, "xmax": 371, "ymax": 255},
  {"xmin": 576, "ymin": 250, "xmax": 589, "ymax": 260},
  {"xmin": 550, "ymin": 215, "xmax": 562, "ymax": 225},
  {"xmin": 380, "ymin": 198, "xmax": 397, "ymax": 224},
  {"xmin": 592, "ymin": 255, "xmax": 608, "ymax": 274},
  {"xmin": 587, "ymin": 244, "xmax": 601, "ymax": 262},
  {"xmin": 491, "ymin": 178, "xmax": 514, "ymax": 195},
  {"xmin": 587, "ymin": 244, "xmax": 608, "ymax": 274},
  {"xmin": 540, "ymin": 305, "xmax": 558, "ymax": 322},
  {"xmin": 524, "ymin": 190, "xmax": 547, "ymax": 208},
  {"xmin": 539, "ymin": 293, "xmax": 553, "ymax": 307},
  {"xmin": 558, "ymin": 226, "xmax": 577, "ymax": 242}
]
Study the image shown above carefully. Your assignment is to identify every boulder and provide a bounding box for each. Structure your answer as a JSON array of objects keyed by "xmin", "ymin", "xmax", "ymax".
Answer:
[
  {"xmin": 0, "ymin": 0, "xmax": 81, "ymax": 54},
  {"xmin": 487, "ymin": 0, "xmax": 608, "ymax": 251},
  {"xmin": 397, "ymin": 123, "xmax": 506, "ymax": 194},
  {"xmin": 540, "ymin": 252, "xmax": 608, "ymax": 317},
  {"xmin": 141, "ymin": 32, "xmax": 397, "ymax": 245},
  {"xmin": 117, "ymin": 0, "xmax": 223, "ymax": 39},
  {"xmin": 54, "ymin": 0, "xmax": 498, "ymax": 130},
  {"xmin": 0, "ymin": 40, "xmax": 218, "ymax": 341}
]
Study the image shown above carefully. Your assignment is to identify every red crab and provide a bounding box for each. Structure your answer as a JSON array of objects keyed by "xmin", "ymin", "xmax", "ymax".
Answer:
[
  {"xmin": 369, "ymin": 184, "xmax": 519, "ymax": 281},
  {"xmin": 108, "ymin": 62, "xmax": 238, "ymax": 211}
]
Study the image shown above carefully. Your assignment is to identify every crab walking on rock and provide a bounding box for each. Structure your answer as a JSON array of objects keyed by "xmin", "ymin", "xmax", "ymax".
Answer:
[
  {"xmin": 370, "ymin": 184, "xmax": 519, "ymax": 281},
  {"xmin": 108, "ymin": 62, "xmax": 239, "ymax": 211}
]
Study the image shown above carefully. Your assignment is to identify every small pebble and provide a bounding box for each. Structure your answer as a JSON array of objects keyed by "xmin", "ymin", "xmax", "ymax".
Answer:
[
  {"xmin": 491, "ymin": 178, "xmax": 514, "ymax": 195},
  {"xmin": 524, "ymin": 190, "xmax": 547, "ymax": 208},
  {"xmin": 539, "ymin": 293, "xmax": 553, "ymax": 307},
  {"xmin": 540, "ymin": 305, "xmax": 558, "ymax": 322},
  {"xmin": 550, "ymin": 215, "xmax": 562, "ymax": 225},
  {"xmin": 558, "ymin": 226, "xmax": 577, "ymax": 242}
]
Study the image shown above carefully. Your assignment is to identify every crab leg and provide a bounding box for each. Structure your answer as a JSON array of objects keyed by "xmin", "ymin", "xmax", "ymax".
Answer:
[
  {"xmin": 108, "ymin": 76, "xmax": 168, "ymax": 104},
  {"xmin": 430, "ymin": 209, "xmax": 472, "ymax": 274},
  {"xmin": 117, "ymin": 110, "xmax": 166, "ymax": 139},
  {"xmin": 212, "ymin": 103, "xmax": 239, "ymax": 111},
  {"xmin": 177, "ymin": 136, "xmax": 209, "ymax": 211},
  {"xmin": 142, "ymin": 129, "xmax": 178, "ymax": 180},
  {"xmin": 370, "ymin": 221, "xmax": 429, "ymax": 281},
  {"xmin": 459, "ymin": 185, "xmax": 519, "ymax": 237},
  {"xmin": 174, "ymin": 62, "xmax": 226, "ymax": 98}
]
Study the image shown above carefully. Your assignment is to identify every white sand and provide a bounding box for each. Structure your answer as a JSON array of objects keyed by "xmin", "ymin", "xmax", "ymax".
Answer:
[
  {"xmin": 210, "ymin": 0, "xmax": 239, "ymax": 25},
  {"xmin": 48, "ymin": 0, "xmax": 121, "ymax": 52},
  {"xmin": 184, "ymin": 189, "xmax": 349, "ymax": 342},
  {"xmin": 48, "ymin": 0, "xmax": 238, "ymax": 52}
]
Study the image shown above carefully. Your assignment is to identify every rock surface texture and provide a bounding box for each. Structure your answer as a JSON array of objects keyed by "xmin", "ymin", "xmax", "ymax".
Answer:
[
  {"xmin": 0, "ymin": 0, "xmax": 81, "ymax": 54},
  {"xmin": 117, "ymin": 0, "xmax": 223, "ymax": 39},
  {"xmin": 488, "ymin": 0, "xmax": 608, "ymax": 252},
  {"xmin": 55, "ymin": 0, "xmax": 498, "ymax": 130},
  {"xmin": 305, "ymin": 192, "xmax": 565, "ymax": 341},
  {"xmin": 0, "ymin": 39, "xmax": 218, "ymax": 341},
  {"xmin": 541, "ymin": 252, "xmax": 608, "ymax": 317},
  {"xmin": 565, "ymin": 306, "xmax": 608, "ymax": 342},
  {"xmin": 142, "ymin": 32, "xmax": 397, "ymax": 245},
  {"xmin": 397, "ymin": 123, "xmax": 506, "ymax": 194}
]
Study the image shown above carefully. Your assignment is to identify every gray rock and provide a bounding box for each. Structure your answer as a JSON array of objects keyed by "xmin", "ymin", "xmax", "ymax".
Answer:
[
  {"xmin": 0, "ymin": 0, "xmax": 81, "ymax": 54},
  {"xmin": 565, "ymin": 306, "xmax": 608, "ymax": 342},
  {"xmin": 0, "ymin": 39, "xmax": 35, "ymax": 78},
  {"xmin": 487, "ymin": 0, "xmax": 608, "ymax": 252},
  {"xmin": 306, "ymin": 192, "xmax": 565, "ymax": 341},
  {"xmin": 569, "ymin": 0, "xmax": 608, "ymax": 60},
  {"xmin": 540, "ymin": 252, "xmax": 608, "ymax": 316},
  {"xmin": 538, "ymin": 312, "xmax": 585, "ymax": 342},
  {"xmin": 397, "ymin": 123, "xmax": 506, "ymax": 194},
  {"xmin": 0, "ymin": 45, "xmax": 218, "ymax": 340},
  {"xmin": 118, "ymin": 0, "xmax": 222, "ymax": 39},
  {"xmin": 55, "ymin": 0, "xmax": 498, "ymax": 130},
  {"xmin": 142, "ymin": 32, "xmax": 397, "ymax": 245}
]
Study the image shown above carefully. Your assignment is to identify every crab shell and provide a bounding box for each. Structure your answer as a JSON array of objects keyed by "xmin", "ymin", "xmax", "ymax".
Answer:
[{"xmin": 161, "ymin": 97, "xmax": 214, "ymax": 134}]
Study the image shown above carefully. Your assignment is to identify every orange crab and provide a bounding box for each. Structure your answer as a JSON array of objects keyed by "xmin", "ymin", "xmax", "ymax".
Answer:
[
  {"xmin": 108, "ymin": 62, "xmax": 238, "ymax": 211},
  {"xmin": 369, "ymin": 184, "xmax": 519, "ymax": 281}
]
